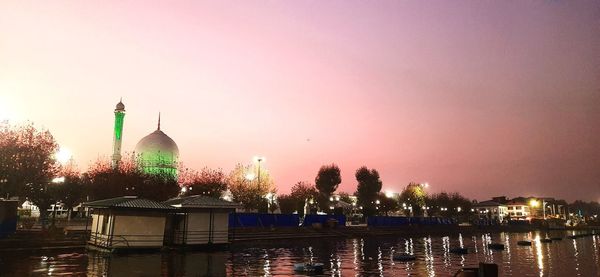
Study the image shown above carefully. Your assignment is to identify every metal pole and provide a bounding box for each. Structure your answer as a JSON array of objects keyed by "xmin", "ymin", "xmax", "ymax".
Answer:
[
  {"xmin": 542, "ymin": 199, "xmax": 546, "ymax": 219},
  {"xmin": 257, "ymin": 158, "xmax": 263, "ymax": 213},
  {"xmin": 257, "ymin": 159, "xmax": 262, "ymax": 191}
]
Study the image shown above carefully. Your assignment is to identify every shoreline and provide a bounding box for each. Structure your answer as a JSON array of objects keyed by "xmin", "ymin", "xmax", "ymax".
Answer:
[{"xmin": 1, "ymin": 225, "xmax": 597, "ymax": 252}]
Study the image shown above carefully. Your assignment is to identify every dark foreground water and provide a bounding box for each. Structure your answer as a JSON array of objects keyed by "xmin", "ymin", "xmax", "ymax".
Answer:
[{"xmin": 1, "ymin": 231, "xmax": 599, "ymax": 276}]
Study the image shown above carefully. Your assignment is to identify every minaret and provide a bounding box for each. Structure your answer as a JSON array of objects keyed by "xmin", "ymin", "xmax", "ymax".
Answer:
[{"xmin": 112, "ymin": 99, "xmax": 126, "ymax": 168}]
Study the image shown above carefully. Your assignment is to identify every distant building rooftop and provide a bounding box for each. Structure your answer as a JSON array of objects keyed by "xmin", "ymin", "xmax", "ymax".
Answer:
[{"xmin": 473, "ymin": 200, "xmax": 505, "ymax": 207}]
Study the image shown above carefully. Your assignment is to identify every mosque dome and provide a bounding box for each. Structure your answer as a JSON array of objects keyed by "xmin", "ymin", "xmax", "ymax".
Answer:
[
  {"xmin": 134, "ymin": 115, "xmax": 179, "ymax": 178},
  {"xmin": 115, "ymin": 100, "xmax": 125, "ymax": 111}
]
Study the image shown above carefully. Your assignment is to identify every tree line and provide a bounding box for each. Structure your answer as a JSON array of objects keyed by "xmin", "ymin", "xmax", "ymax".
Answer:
[{"xmin": 3, "ymin": 122, "xmax": 597, "ymax": 223}]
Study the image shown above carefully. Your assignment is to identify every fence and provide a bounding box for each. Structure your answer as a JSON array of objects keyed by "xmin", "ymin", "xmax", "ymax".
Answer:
[
  {"xmin": 367, "ymin": 216, "xmax": 456, "ymax": 227},
  {"xmin": 229, "ymin": 213, "xmax": 300, "ymax": 228},
  {"xmin": 302, "ymin": 214, "xmax": 346, "ymax": 227}
]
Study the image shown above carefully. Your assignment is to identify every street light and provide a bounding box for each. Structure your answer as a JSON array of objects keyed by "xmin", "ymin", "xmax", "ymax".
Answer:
[
  {"xmin": 529, "ymin": 199, "xmax": 539, "ymax": 208},
  {"xmin": 253, "ymin": 156, "xmax": 265, "ymax": 190}
]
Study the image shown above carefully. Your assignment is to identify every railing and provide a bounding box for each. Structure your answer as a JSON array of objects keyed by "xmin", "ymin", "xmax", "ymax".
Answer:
[{"xmin": 89, "ymin": 232, "xmax": 166, "ymax": 248}]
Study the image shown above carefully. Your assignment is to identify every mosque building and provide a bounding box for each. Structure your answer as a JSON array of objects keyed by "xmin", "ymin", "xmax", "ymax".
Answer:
[{"xmin": 111, "ymin": 100, "xmax": 179, "ymax": 178}]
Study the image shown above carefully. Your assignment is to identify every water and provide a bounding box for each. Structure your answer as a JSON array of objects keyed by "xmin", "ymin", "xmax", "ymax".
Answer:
[{"xmin": 1, "ymin": 231, "xmax": 599, "ymax": 276}]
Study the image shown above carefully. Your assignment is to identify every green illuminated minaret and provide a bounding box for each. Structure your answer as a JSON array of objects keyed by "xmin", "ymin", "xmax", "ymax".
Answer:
[{"xmin": 112, "ymin": 99, "xmax": 126, "ymax": 168}]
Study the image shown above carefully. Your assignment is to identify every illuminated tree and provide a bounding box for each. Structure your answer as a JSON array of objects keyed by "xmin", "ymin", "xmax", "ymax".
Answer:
[
  {"xmin": 315, "ymin": 164, "xmax": 341, "ymax": 211},
  {"xmin": 399, "ymin": 182, "xmax": 427, "ymax": 216},
  {"xmin": 227, "ymin": 163, "xmax": 274, "ymax": 211},
  {"xmin": 355, "ymin": 166, "xmax": 383, "ymax": 217},
  {"xmin": 179, "ymin": 166, "xmax": 227, "ymax": 198}
]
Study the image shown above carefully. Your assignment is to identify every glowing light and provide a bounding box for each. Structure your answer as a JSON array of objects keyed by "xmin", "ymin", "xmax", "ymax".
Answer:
[
  {"xmin": 530, "ymin": 199, "xmax": 540, "ymax": 208},
  {"xmin": 55, "ymin": 148, "xmax": 72, "ymax": 165},
  {"xmin": 385, "ymin": 191, "xmax": 395, "ymax": 198},
  {"xmin": 51, "ymin": 177, "xmax": 65, "ymax": 183},
  {"xmin": 245, "ymin": 173, "xmax": 256, "ymax": 181},
  {"xmin": 253, "ymin": 156, "xmax": 265, "ymax": 163}
]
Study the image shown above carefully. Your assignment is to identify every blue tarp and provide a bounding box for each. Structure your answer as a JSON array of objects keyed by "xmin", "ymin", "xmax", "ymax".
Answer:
[
  {"xmin": 367, "ymin": 216, "xmax": 456, "ymax": 227},
  {"xmin": 302, "ymin": 214, "xmax": 346, "ymax": 227},
  {"xmin": 229, "ymin": 213, "xmax": 300, "ymax": 228},
  {"xmin": 0, "ymin": 201, "xmax": 18, "ymax": 238},
  {"xmin": 367, "ymin": 216, "xmax": 410, "ymax": 226}
]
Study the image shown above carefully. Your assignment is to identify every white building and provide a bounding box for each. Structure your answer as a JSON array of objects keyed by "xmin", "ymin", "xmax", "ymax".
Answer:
[
  {"xmin": 163, "ymin": 195, "xmax": 240, "ymax": 246},
  {"xmin": 85, "ymin": 196, "xmax": 176, "ymax": 251},
  {"xmin": 473, "ymin": 201, "xmax": 508, "ymax": 222},
  {"xmin": 84, "ymin": 195, "xmax": 240, "ymax": 251},
  {"xmin": 506, "ymin": 199, "xmax": 531, "ymax": 220}
]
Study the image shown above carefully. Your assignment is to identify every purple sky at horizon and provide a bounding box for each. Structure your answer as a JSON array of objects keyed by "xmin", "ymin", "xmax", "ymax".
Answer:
[{"xmin": 1, "ymin": 1, "xmax": 599, "ymax": 201}]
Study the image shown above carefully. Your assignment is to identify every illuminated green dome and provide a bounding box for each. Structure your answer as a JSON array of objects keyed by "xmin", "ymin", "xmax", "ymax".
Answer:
[{"xmin": 134, "ymin": 125, "xmax": 179, "ymax": 178}]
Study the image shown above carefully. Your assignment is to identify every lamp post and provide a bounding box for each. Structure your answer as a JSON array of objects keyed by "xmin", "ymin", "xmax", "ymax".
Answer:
[
  {"xmin": 253, "ymin": 156, "xmax": 265, "ymax": 212},
  {"xmin": 257, "ymin": 158, "xmax": 262, "ymax": 189}
]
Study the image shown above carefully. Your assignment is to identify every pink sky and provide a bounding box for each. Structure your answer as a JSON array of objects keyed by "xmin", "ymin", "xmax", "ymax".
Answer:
[{"xmin": 1, "ymin": 1, "xmax": 599, "ymax": 201}]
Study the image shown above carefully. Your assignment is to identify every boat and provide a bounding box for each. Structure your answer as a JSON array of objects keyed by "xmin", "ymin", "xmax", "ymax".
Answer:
[
  {"xmin": 393, "ymin": 253, "xmax": 417, "ymax": 261},
  {"xmin": 517, "ymin": 240, "xmax": 532, "ymax": 246},
  {"xmin": 488, "ymin": 243, "xmax": 505, "ymax": 250},
  {"xmin": 550, "ymin": 237, "xmax": 562, "ymax": 241},
  {"xmin": 540, "ymin": 238, "xmax": 552, "ymax": 243},
  {"xmin": 449, "ymin": 247, "xmax": 469, "ymax": 254},
  {"xmin": 293, "ymin": 262, "xmax": 324, "ymax": 273}
]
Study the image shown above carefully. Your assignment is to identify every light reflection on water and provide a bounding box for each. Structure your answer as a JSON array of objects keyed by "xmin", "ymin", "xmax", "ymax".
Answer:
[{"xmin": 1, "ymin": 231, "xmax": 599, "ymax": 276}]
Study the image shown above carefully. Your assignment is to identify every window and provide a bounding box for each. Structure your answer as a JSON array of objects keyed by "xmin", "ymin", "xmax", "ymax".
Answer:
[
  {"xmin": 508, "ymin": 207, "xmax": 513, "ymax": 210},
  {"xmin": 517, "ymin": 212, "xmax": 522, "ymax": 216}
]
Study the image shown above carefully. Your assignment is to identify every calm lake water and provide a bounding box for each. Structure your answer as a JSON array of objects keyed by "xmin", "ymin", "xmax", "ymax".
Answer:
[{"xmin": 1, "ymin": 231, "xmax": 599, "ymax": 276}]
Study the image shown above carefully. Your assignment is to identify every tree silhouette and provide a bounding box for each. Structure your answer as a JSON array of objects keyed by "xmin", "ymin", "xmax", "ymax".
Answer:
[
  {"xmin": 52, "ymin": 163, "xmax": 86, "ymax": 220},
  {"xmin": 0, "ymin": 122, "xmax": 59, "ymax": 202},
  {"xmin": 355, "ymin": 166, "xmax": 382, "ymax": 217},
  {"xmin": 84, "ymin": 154, "xmax": 179, "ymax": 202},
  {"xmin": 315, "ymin": 164, "xmax": 341, "ymax": 211},
  {"xmin": 378, "ymin": 192, "xmax": 399, "ymax": 216}
]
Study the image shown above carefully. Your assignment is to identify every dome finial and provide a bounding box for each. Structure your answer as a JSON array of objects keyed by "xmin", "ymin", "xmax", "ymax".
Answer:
[
  {"xmin": 158, "ymin": 112, "xmax": 161, "ymax": 131},
  {"xmin": 115, "ymin": 98, "xmax": 125, "ymax": 111}
]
